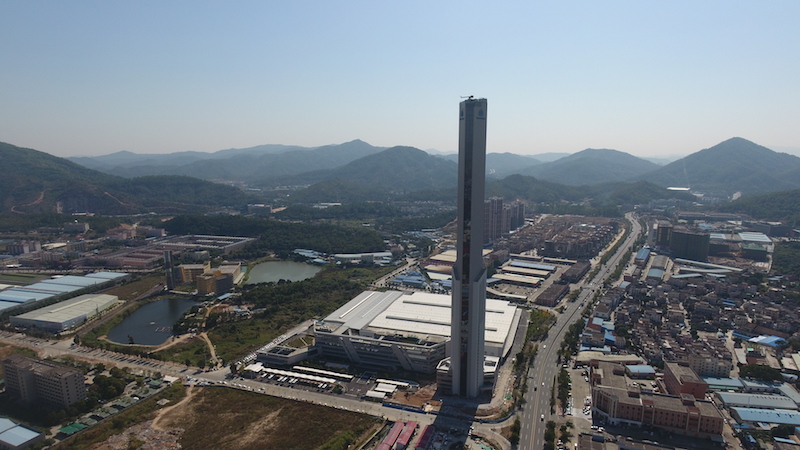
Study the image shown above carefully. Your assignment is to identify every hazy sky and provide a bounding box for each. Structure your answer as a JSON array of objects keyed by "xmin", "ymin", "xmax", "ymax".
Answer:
[{"xmin": 2, "ymin": 2, "xmax": 799, "ymax": 158}]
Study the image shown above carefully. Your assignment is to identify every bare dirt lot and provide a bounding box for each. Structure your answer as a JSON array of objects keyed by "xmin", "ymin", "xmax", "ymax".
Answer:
[{"xmin": 95, "ymin": 386, "xmax": 382, "ymax": 450}]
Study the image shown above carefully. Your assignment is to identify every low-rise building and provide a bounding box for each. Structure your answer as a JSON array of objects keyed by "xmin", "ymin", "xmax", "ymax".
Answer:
[
  {"xmin": 0, "ymin": 417, "xmax": 45, "ymax": 449},
  {"xmin": 592, "ymin": 361, "xmax": 724, "ymax": 438},
  {"xmin": 664, "ymin": 362, "xmax": 708, "ymax": 399}
]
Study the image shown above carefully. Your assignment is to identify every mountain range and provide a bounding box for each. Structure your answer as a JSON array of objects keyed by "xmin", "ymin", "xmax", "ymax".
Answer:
[
  {"xmin": 0, "ymin": 142, "xmax": 254, "ymax": 215},
  {"xmin": 65, "ymin": 137, "xmax": 800, "ymax": 197},
  {"xmin": 3, "ymin": 136, "xmax": 800, "ymax": 215}
]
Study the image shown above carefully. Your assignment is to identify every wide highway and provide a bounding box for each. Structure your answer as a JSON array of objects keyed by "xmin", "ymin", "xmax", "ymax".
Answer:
[{"xmin": 519, "ymin": 212, "xmax": 641, "ymax": 450}]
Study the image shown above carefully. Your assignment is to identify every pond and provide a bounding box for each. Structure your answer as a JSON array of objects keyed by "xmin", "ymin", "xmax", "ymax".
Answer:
[
  {"xmin": 245, "ymin": 260, "xmax": 322, "ymax": 285},
  {"xmin": 107, "ymin": 297, "xmax": 197, "ymax": 346}
]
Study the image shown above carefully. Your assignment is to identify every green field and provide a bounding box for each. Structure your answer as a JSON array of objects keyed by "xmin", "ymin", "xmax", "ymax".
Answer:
[{"xmin": 0, "ymin": 272, "xmax": 47, "ymax": 285}]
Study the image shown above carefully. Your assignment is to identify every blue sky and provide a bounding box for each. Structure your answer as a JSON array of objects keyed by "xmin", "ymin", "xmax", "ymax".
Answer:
[{"xmin": 1, "ymin": 1, "xmax": 798, "ymax": 158}]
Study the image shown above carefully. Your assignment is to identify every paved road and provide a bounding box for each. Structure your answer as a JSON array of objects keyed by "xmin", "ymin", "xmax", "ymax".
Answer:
[
  {"xmin": 372, "ymin": 257, "xmax": 416, "ymax": 288},
  {"xmin": 518, "ymin": 212, "xmax": 641, "ymax": 450},
  {"xmin": 0, "ymin": 329, "xmax": 510, "ymax": 448},
  {"xmin": 1, "ymin": 218, "xmax": 642, "ymax": 450}
]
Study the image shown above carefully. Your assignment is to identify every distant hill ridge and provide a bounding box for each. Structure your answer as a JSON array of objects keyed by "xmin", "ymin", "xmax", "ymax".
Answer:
[
  {"xmin": 9, "ymin": 136, "xmax": 800, "ymax": 216},
  {"xmin": 520, "ymin": 148, "xmax": 661, "ymax": 186},
  {"xmin": 263, "ymin": 146, "xmax": 458, "ymax": 192},
  {"xmin": 637, "ymin": 137, "xmax": 800, "ymax": 195},
  {"xmin": 0, "ymin": 141, "xmax": 253, "ymax": 214}
]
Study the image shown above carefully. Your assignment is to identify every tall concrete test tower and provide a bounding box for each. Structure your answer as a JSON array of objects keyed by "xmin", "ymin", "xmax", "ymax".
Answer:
[{"xmin": 451, "ymin": 97, "xmax": 488, "ymax": 397}]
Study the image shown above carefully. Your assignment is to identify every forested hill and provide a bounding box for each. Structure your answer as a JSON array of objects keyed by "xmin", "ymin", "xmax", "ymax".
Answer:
[
  {"xmin": 163, "ymin": 215, "xmax": 386, "ymax": 255},
  {"xmin": 638, "ymin": 137, "xmax": 800, "ymax": 195},
  {"xmin": 261, "ymin": 146, "xmax": 458, "ymax": 191},
  {"xmin": 718, "ymin": 188, "xmax": 800, "ymax": 227},
  {"xmin": 0, "ymin": 141, "xmax": 252, "ymax": 214},
  {"xmin": 520, "ymin": 148, "xmax": 660, "ymax": 185},
  {"xmin": 69, "ymin": 139, "xmax": 384, "ymax": 182}
]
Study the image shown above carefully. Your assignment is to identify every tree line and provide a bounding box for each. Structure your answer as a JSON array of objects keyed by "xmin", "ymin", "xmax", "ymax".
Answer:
[{"xmin": 163, "ymin": 215, "xmax": 386, "ymax": 254}]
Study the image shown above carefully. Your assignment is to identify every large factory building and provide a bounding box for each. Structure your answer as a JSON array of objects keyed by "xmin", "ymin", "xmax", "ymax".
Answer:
[{"xmin": 314, "ymin": 290, "xmax": 521, "ymax": 374}]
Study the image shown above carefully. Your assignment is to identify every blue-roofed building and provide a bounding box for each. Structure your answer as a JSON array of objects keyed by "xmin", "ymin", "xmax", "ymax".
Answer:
[
  {"xmin": 646, "ymin": 268, "xmax": 664, "ymax": 284},
  {"xmin": 0, "ymin": 417, "xmax": 44, "ymax": 449},
  {"xmin": 703, "ymin": 377, "xmax": 745, "ymax": 391},
  {"xmin": 717, "ymin": 392, "xmax": 798, "ymax": 410},
  {"xmin": 43, "ymin": 275, "xmax": 104, "ymax": 288},
  {"xmin": 0, "ymin": 301, "xmax": 22, "ymax": 314},
  {"xmin": 0, "ymin": 292, "xmax": 37, "ymax": 303},
  {"xmin": 749, "ymin": 335, "xmax": 787, "ymax": 347},
  {"xmin": 731, "ymin": 407, "xmax": 800, "ymax": 426},
  {"xmin": 294, "ymin": 248, "xmax": 324, "ymax": 259},
  {"xmin": 0, "ymin": 272, "xmax": 129, "ymax": 313},
  {"xmin": 84, "ymin": 271, "xmax": 129, "ymax": 281},
  {"xmin": 0, "ymin": 291, "xmax": 42, "ymax": 303},
  {"xmin": 738, "ymin": 232, "xmax": 772, "ymax": 244},
  {"xmin": 509, "ymin": 260, "xmax": 556, "ymax": 272},
  {"xmin": 669, "ymin": 273, "xmax": 702, "ymax": 280},
  {"xmin": 391, "ymin": 272, "xmax": 427, "ymax": 289},
  {"xmin": 634, "ymin": 248, "xmax": 651, "ymax": 266},
  {"xmin": 579, "ymin": 344, "xmax": 612, "ymax": 354},
  {"xmin": 773, "ymin": 437, "xmax": 796, "ymax": 446}
]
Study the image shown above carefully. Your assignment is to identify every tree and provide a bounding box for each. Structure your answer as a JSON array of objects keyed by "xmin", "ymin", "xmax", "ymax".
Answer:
[
  {"xmin": 739, "ymin": 364, "xmax": 782, "ymax": 382},
  {"xmin": 509, "ymin": 418, "xmax": 521, "ymax": 445}
]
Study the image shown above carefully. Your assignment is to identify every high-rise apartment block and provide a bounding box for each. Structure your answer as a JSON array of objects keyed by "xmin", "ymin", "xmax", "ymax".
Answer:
[
  {"xmin": 164, "ymin": 250, "xmax": 177, "ymax": 290},
  {"xmin": 451, "ymin": 98, "xmax": 488, "ymax": 397},
  {"xmin": 3, "ymin": 354, "xmax": 87, "ymax": 408},
  {"xmin": 484, "ymin": 197, "xmax": 525, "ymax": 243},
  {"xmin": 6, "ymin": 241, "xmax": 41, "ymax": 256}
]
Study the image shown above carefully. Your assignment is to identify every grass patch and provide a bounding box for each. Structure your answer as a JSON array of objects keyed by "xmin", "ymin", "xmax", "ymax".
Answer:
[
  {"xmin": 55, "ymin": 382, "xmax": 187, "ymax": 450},
  {"xmin": 155, "ymin": 337, "xmax": 209, "ymax": 368},
  {"xmin": 102, "ymin": 274, "xmax": 164, "ymax": 302},
  {"xmin": 0, "ymin": 272, "xmax": 47, "ymax": 285},
  {"xmin": 285, "ymin": 336, "xmax": 312, "ymax": 348},
  {"xmin": 156, "ymin": 265, "xmax": 383, "ymax": 366},
  {"xmin": 207, "ymin": 320, "xmax": 281, "ymax": 365},
  {"xmin": 166, "ymin": 387, "xmax": 380, "ymax": 450}
]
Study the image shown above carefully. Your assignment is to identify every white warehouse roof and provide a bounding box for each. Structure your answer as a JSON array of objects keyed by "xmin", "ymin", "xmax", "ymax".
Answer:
[
  {"xmin": 324, "ymin": 290, "xmax": 518, "ymax": 348},
  {"xmin": 717, "ymin": 392, "xmax": 798, "ymax": 410},
  {"xmin": 11, "ymin": 294, "xmax": 119, "ymax": 331}
]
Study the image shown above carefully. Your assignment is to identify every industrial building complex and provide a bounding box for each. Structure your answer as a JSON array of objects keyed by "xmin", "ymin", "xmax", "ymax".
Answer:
[
  {"xmin": 10, "ymin": 293, "xmax": 119, "ymax": 332},
  {"xmin": 314, "ymin": 290, "xmax": 521, "ymax": 375},
  {"xmin": 0, "ymin": 272, "xmax": 127, "ymax": 314}
]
